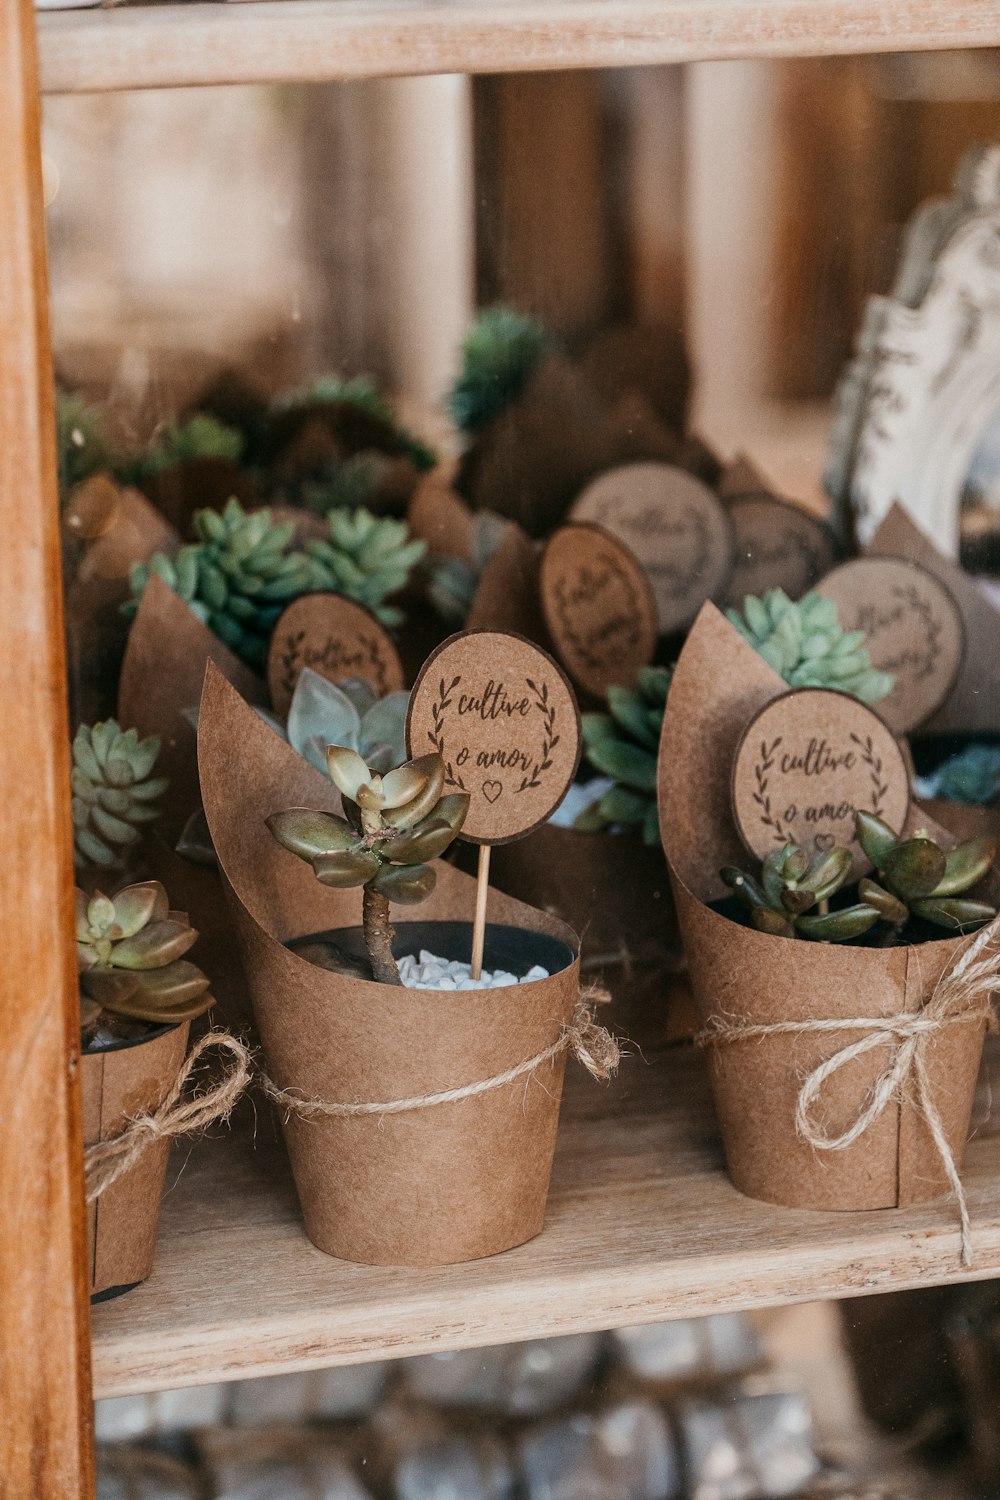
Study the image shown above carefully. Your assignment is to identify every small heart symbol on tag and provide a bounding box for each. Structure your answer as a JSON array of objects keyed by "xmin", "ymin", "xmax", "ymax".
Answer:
[
  {"xmin": 482, "ymin": 780, "xmax": 503, "ymax": 804},
  {"xmin": 814, "ymin": 833, "xmax": 835, "ymax": 851}
]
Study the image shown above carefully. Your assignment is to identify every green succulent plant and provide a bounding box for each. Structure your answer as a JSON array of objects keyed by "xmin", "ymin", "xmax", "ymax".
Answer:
[
  {"xmin": 727, "ymin": 590, "xmax": 894, "ymax": 704},
  {"xmin": 448, "ymin": 307, "xmax": 550, "ymax": 435},
  {"xmin": 424, "ymin": 511, "xmax": 510, "ymax": 623},
  {"xmin": 57, "ymin": 388, "xmax": 112, "ymax": 494},
  {"xmin": 721, "ymin": 843, "xmax": 881, "ymax": 942},
  {"xmin": 855, "ymin": 811, "xmax": 996, "ymax": 933},
  {"xmin": 286, "ymin": 669, "xmax": 409, "ymax": 777},
  {"xmin": 72, "ymin": 721, "xmax": 169, "ymax": 869},
  {"xmin": 922, "ymin": 744, "xmax": 1000, "ymax": 806},
  {"xmin": 268, "ymin": 749, "xmax": 469, "ymax": 984},
  {"xmin": 272, "ymin": 374, "xmax": 436, "ymax": 472},
  {"xmin": 573, "ymin": 666, "xmax": 673, "ymax": 846},
  {"xmin": 305, "ymin": 507, "xmax": 426, "ymax": 628},
  {"xmin": 131, "ymin": 413, "xmax": 244, "ymax": 478},
  {"xmin": 77, "ymin": 881, "xmax": 213, "ymax": 1044},
  {"xmin": 126, "ymin": 498, "xmax": 314, "ymax": 668}
]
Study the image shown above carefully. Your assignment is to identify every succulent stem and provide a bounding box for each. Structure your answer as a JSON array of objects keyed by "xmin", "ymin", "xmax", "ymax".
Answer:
[{"xmin": 363, "ymin": 885, "xmax": 401, "ymax": 986}]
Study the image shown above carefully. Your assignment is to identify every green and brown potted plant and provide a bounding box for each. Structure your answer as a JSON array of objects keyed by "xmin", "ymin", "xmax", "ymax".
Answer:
[{"xmin": 78, "ymin": 880, "xmax": 214, "ymax": 1298}]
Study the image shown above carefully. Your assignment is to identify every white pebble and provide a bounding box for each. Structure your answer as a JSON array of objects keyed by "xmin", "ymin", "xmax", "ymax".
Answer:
[{"xmin": 396, "ymin": 951, "xmax": 551, "ymax": 991}]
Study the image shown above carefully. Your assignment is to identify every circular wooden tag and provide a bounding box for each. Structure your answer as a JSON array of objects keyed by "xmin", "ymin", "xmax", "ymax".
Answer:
[
  {"xmin": 731, "ymin": 688, "xmax": 910, "ymax": 880},
  {"xmin": 816, "ymin": 556, "xmax": 964, "ymax": 734},
  {"xmin": 569, "ymin": 461, "xmax": 734, "ymax": 635},
  {"xmin": 267, "ymin": 594, "xmax": 405, "ymax": 717},
  {"xmin": 406, "ymin": 629, "xmax": 582, "ymax": 845},
  {"xmin": 724, "ymin": 494, "xmax": 838, "ymax": 607},
  {"xmin": 539, "ymin": 523, "xmax": 657, "ymax": 698}
]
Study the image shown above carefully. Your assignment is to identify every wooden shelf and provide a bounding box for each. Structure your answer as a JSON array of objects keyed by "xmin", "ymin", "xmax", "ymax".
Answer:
[
  {"xmin": 37, "ymin": 0, "xmax": 1000, "ymax": 96},
  {"xmin": 91, "ymin": 1013, "xmax": 1000, "ymax": 1400}
]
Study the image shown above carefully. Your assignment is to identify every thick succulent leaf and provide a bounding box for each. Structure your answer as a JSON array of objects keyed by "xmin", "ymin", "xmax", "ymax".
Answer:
[
  {"xmin": 75, "ymin": 827, "xmax": 116, "ymax": 867},
  {"xmin": 584, "ymin": 738, "xmax": 657, "ymax": 794},
  {"xmin": 795, "ymin": 904, "xmax": 881, "ymax": 942},
  {"xmin": 286, "ymin": 670, "xmax": 361, "ymax": 768},
  {"xmin": 359, "ymin": 692, "xmax": 409, "ymax": 767},
  {"xmin": 780, "ymin": 887, "xmax": 815, "ymax": 915},
  {"xmin": 932, "ymin": 837, "xmax": 997, "ymax": 897},
  {"xmin": 385, "ymin": 806, "xmax": 466, "ymax": 862},
  {"xmin": 854, "ymin": 811, "xmax": 899, "ymax": 869},
  {"xmin": 108, "ymin": 881, "xmax": 164, "ymax": 939},
  {"xmin": 77, "ymin": 941, "xmax": 98, "ymax": 971},
  {"xmin": 266, "ymin": 807, "xmax": 358, "ymax": 859},
  {"xmin": 883, "ymin": 839, "xmax": 947, "ymax": 900},
  {"xmin": 312, "ymin": 848, "xmax": 382, "ymax": 888},
  {"xmin": 381, "ymin": 755, "xmax": 447, "ymax": 830},
  {"xmin": 606, "ymin": 686, "xmax": 659, "ymax": 750},
  {"xmin": 110, "ymin": 919, "xmax": 198, "ymax": 971},
  {"xmin": 750, "ymin": 906, "xmax": 795, "ymax": 938},
  {"xmin": 80, "ymin": 965, "xmax": 142, "ymax": 1008},
  {"xmin": 91, "ymin": 806, "xmax": 140, "ymax": 846},
  {"xmin": 75, "ymin": 888, "xmax": 91, "ymax": 942},
  {"xmin": 369, "ymin": 861, "xmax": 436, "ymax": 905},
  {"xmin": 762, "ymin": 846, "xmax": 795, "ymax": 906},
  {"xmin": 642, "ymin": 801, "xmax": 661, "ymax": 847},
  {"xmin": 720, "ymin": 867, "xmax": 770, "ymax": 911},
  {"xmin": 378, "ymin": 763, "xmax": 428, "ymax": 809},
  {"xmin": 910, "ymin": 897, "xmax": 997, "ymax": 931},
  {"xmin": 325, "ymin": 745, "xmax": 372, "ymax": 801},
  {"xmin": 87, "ymin": 892, "xmax": 116, "ymax": 934},
  {"xmin": 355, "ymin": 781, "xmax": 385, "ymax": 812},
  {"xmin": 857, "ymin": 878, "xmax": 908, "ymax": 923},
  {"xmin": 596, "ymin": 784, "xmax": 649, "ymax": 828},
  {"xmin": 72, "ymin": 728, "xmax": 103, "ymax": 783},
  {"xmin": 799, "ymin": 847, "xmax": 852, "ymax": 899}
]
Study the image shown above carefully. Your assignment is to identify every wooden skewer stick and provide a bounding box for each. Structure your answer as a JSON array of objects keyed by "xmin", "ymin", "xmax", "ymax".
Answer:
[{"xmin": 471, "ymin": 844, "xmax": 492, "ymax": 980}]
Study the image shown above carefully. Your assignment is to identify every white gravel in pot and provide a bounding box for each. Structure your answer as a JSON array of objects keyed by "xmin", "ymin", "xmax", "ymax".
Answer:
[{"xmin": 398, "ymin": 950, "xmax": 550, "ymax": 990}]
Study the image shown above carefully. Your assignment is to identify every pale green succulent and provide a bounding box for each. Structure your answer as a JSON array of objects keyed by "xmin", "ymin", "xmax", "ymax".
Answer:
[
  {"xmin": 727, "ymin": 590, "xmax": 894, "ymax": 703},
  {"xmin": 855, "ymin": 811, "xmax": 996, "ymax": 932},
  {"xmin": 305, "ymin": 508, "xmax": 426, "ymax": 628},
  {"xmin": 126, "ymin": 498, "xmax": 314, "ymax": 668},
  {"xmin": 286, "ymin": 668, "xmax": 409, "ymax": 777},
  {"xmin": 448, "ymin": 307, "xmax": 550, "ymax": 435},
  {"xmin": 425, "ymin": 511, "xmax": 510, "ymax": 624},
  {"xmin": 574, "ymin": 667, "xmax": 673, "ymax": 846},
  {"xmin": 721, "ymin": 843, "xmax": 880, "ymax": 942},
  {"xmin": 72, "ymin": 721, "xmax": 169, "ymax": 869},
  {"xmin": 922, "ymin": 744, "xmax": 1000, "ymax": 806},
  {"xmin": 131, "ymin": 413, "xmax": 244, "ymax": 478},
  {"xmin": 77, "ymin": 881, "xmax": 213, "ymax": 1041},
  {"xmin": 268, "ymin": 749, "xmax": 469, "ymax": 984}
]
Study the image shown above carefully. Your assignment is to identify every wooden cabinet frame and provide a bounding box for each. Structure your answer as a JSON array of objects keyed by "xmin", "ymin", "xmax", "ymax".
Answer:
[{"xmin": 6, "ymin": 3, "xmax": 1000, "ymax": 1496}]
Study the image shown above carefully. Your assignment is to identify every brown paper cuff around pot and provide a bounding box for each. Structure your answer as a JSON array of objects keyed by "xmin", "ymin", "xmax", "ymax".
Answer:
[
  {"xmin": 198, "ymin": 662, "xmax": 582, "ymax": 1267},
  {"xmin": 658, "ymin": 603, "xmax": 992, "ymax": 1212},
  {"xmin": 82, "ymin": 1020, "xmax": 190, "ymax": 1296}
]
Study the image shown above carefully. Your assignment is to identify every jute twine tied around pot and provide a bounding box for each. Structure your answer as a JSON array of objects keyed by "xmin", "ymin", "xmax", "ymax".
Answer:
[
  {"xmin": 84, "ymin": 1030, "xmax": 254, "ymax": 1203},
  {"xmin": 696, "ymin": 918, "xmax": 1000, "ymax": 1266},
  {"xmin": 259, "ymin": 987, "xmax": 620, "ymax": 1123}
]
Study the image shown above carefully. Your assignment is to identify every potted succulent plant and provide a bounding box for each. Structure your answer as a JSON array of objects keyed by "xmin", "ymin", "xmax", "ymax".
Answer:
[
  {"xmin": 661, "ymin": 603, "xmax": 1000, "ymax": 1236},
  {"xmin": 78, "ymin": 880, "xmax": 214, "ymax": 1299},
  {"xmin": 198, "ymin": 665, "xmax": 584, "ymax": 1268}
]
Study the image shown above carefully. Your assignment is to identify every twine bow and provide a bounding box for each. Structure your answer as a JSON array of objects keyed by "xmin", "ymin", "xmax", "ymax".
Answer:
[
  {"xmin": 84, "ymin": 1029, "xmax": 254, "ymax": 1202},
  {"xmin": 696, "ymin": 919, "xmax": 1000, "ymax": 1267},
  {"xmin": 259, "ymin": 986, "xmax": 620, "ymax": 1122}
]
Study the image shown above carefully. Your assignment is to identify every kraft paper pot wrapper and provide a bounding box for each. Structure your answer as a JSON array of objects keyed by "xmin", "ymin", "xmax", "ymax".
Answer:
[
  {"xmin": 658, "ymin": 603, "xmax": 994, "ymax": 1212},
  {"xmin": 487, "ymin": 823, "xmax": 681, "ymax": 1041},
  {"xmin": 198, "ymin": 663, "xmax": 583, "ymax": 1267},
  {"xmin": 82, "ymin": 1020, "xmax": 190, "ymax": 1297}
]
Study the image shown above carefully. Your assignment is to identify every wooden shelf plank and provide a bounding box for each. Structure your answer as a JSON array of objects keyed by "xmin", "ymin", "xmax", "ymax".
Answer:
[
  {"xmin": 37, "ymin": 0, "xmax": 1000, "ymax": 96},
  {"xmin": 91, "ymin": 1019, "xmax": 1000, "ymax": 1399}
]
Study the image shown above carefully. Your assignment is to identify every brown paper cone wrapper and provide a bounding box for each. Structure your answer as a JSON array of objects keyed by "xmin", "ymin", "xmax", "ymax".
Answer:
[
  {"xmin": 198, "ymin": 664, "xmax": 582, "ymax": 1267},
  {"xmin": 659, "ymin": 604, "xmax": 991, "ymax": 1211},
  {"xmin": 139, "ymin": 457, "xmax": 259, "ymax": 537},
  {"xmin": 83, "ymin": 1020, "xmax": 190, "ymax": 1296},
  {"xmin": 918, "ymin": 798, "xmax": 1000, "ymax": 848},
  {"xmin": 486, "ymin": 824, "xmax": 681, "ymax": 1042}
]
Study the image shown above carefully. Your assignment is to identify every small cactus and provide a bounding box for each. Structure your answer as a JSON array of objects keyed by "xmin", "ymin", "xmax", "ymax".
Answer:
[
  {"xmin": 448, "ymin": 307, "xmax": 550, "ymax": 435},
  {"xmin": 72, "ymin": 721, "xmax": 168, "ymax": 869},
  {"xmin": 727, "ymin": 590, "xmax": 894, "ymax": 704},
  {"xmin": 127, "ymin": 498, "xmax": 314, "ymax": 668},
  {"xmin": 855, "ymin": 811, "xmax": 996, "ymax": 933},
  {"xmin": 573, "ymin": 667, "xmax": 673, "ymax": 846},
  {"xmin": 305, "ymin": 507, "xmax": 426, "ymax": 628},
  {"xmin": 268, "ymin": 749, "xmax": 469, "ymax": 984}
]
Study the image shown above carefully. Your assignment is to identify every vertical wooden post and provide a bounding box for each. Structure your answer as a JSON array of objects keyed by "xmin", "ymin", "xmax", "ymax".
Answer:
[{"xmin": 0, "ymin": 0, "xmax": 95, "ymax": 1494}]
